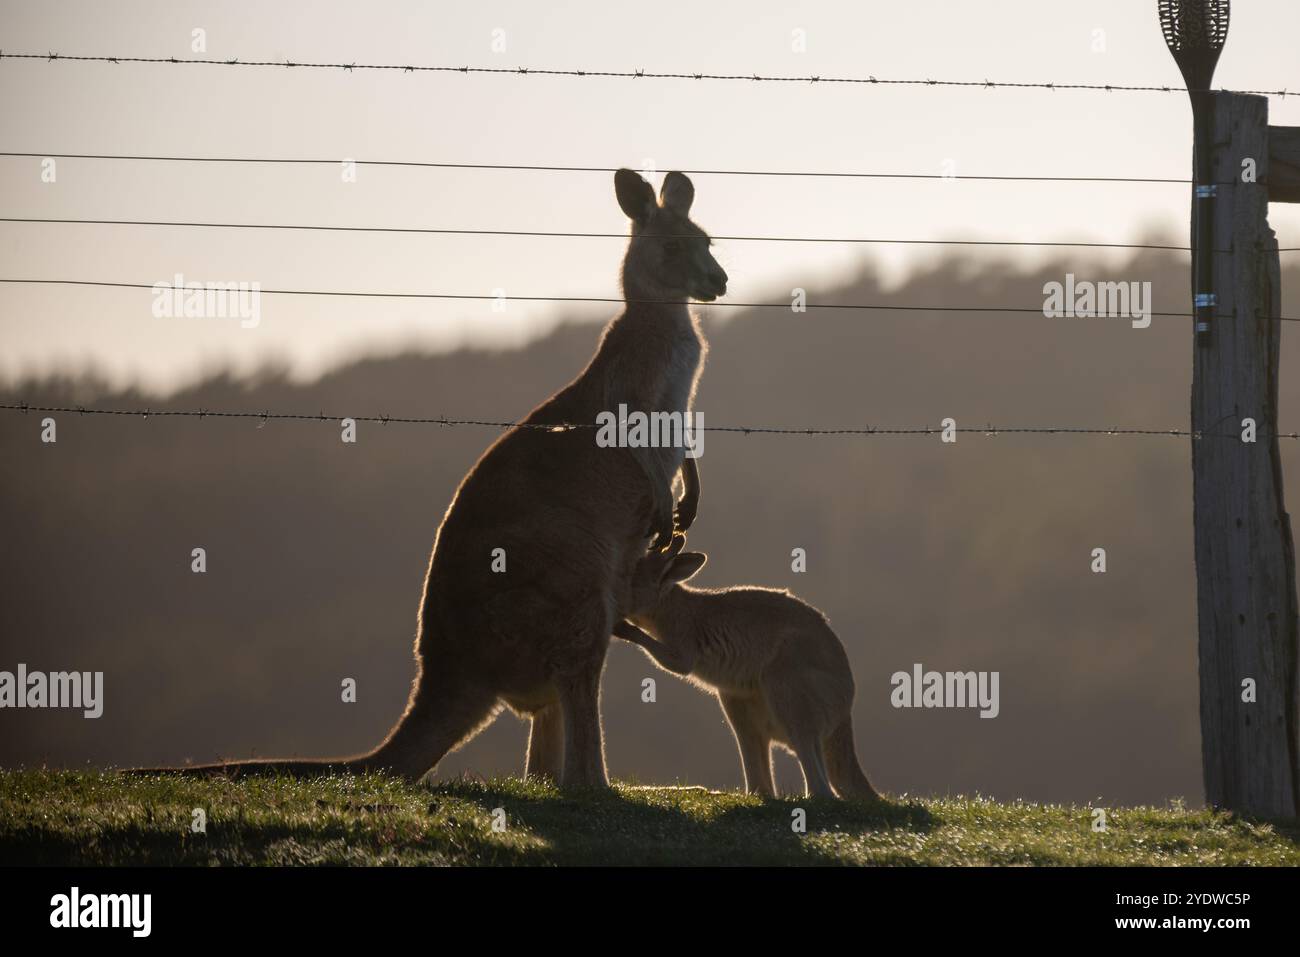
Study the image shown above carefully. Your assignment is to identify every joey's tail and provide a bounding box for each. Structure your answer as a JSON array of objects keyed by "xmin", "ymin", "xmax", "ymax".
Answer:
[{"xmin": 823, "ymin": 718, "xmax": 880, "ymax": 800}]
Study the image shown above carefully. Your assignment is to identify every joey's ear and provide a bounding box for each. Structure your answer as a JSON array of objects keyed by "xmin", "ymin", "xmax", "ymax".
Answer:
[
  {"xmin": 663, "ymin": 551, "xmax": 707, "ymax": 585},
  {"xmin": 615, "ymin": 169, "xmax": 656, "ymax": 223},
  {"xmin": 659, "ymin": 171, "xmax": 694, "ymax": 216}
]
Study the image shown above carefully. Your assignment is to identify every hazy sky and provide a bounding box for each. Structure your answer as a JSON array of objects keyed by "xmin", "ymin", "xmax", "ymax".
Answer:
[{"xmin": 3, "ymin": 0, "xmax": 1299, "ymax": 392}]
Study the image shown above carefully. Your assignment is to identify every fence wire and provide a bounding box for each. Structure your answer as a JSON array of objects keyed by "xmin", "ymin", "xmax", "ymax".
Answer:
[
  {"xmin": 1, "ymin": 52, "xmax": 1294, "ymax": 98},
  {"xmin": 0, "ymin": 403, "xmax": 1290, "ymax": 441}
]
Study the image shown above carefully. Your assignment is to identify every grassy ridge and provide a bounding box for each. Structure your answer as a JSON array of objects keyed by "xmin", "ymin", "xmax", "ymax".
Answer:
[{"xmin": 1, "ymin": 771, "xmax": 1297, "ymax": 866}]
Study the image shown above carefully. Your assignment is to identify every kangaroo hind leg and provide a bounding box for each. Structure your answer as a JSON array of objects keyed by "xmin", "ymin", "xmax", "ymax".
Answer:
[
  {"xmin": 525, "ymin": 702, "xmax": 564, "ymax": 782},
  {"xmin": 556, "ymin": 658, "xmax": 610, "ymax": 790}
]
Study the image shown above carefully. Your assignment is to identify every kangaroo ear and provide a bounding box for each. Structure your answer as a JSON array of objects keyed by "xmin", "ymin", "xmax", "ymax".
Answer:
[
  {"xmin": 615, "ymin": 169, "xmax": 656, "ymax": 224},
  {"xmin": 659, "ymin": 171, "xmax": 694, "ymax": 216},
  {"xmin": 663, "ymin": 551, "xmax": 707, "ymax": 584}
]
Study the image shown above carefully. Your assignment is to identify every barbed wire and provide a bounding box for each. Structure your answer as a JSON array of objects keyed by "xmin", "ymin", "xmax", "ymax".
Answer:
[
  {"xmin": 1, "ymin": 52, "xmax": 1293, "ymax": 97},
  {"xmin": 2, "ymin": 278, "xmax": 1296, "ymax": 322},
  {"xmin": 5, "ymin": 217, "xmax": 1262, "ymax": 253},
  {"xmin": 0, "ymin": 403, "xmax": 1283, "ymax": 440},
  {"xmin": 0, "ymin": 151, "xmax": 1243, "ymax": 186}
]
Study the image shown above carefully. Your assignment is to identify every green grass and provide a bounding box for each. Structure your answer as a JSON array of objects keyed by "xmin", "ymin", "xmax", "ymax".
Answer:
[{"xmin": 2, "ymin": 770, "xmax": 1297, "ymax": 866}]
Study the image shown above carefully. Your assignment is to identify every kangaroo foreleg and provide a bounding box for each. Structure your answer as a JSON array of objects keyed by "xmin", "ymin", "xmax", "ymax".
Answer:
[
  {"xmin": 626, "ymin": 445, "xmax": 677, "ymax": 549},
  {"xmin": 673, "ymin": 456, "xmax": 701, "ymax": 535},
  {"xmin": 612, "ymin": 620, "xmax": 696, "ymax": 676}
]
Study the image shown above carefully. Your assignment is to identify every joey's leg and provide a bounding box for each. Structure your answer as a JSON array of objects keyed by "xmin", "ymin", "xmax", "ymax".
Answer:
[
  {"xmin": 525, "ymin": 702, "xmax": 564, "ymax": 782},
  {"xmin": 791, "ymin": 731, "xmax": 836, "ymax": 799},
  {"xmin": 768, "ymin": 682, "xmax": 837, "ymax": 798},
  {"xmin": 612, "ymin": 621, "xmax": 696, "ymax": 676},
  {"xmin": 718, "ymin": 693, "xmax": 775, "ymax": 797}
]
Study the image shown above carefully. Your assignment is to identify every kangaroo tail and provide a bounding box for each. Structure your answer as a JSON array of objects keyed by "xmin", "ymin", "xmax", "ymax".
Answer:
[
  {"xmin": 823, "ymin": 718, "xmax": 880, "ymax": 800},
  {"xmin": 128, "ymin": 660, "xmax": 500, "ymax": 783}
]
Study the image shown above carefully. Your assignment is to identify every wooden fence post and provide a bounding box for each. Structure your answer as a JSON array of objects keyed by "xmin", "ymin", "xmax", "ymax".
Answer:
[{"xmin": 1191, "ymin": 91, "xmax": 1299, "ymax": 819}]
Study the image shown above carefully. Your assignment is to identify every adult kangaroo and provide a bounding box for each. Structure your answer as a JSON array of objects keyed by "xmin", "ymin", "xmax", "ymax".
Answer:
[{"xmin": 135, "ymin": 169, "xmax": 726, "ymax": 789}]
